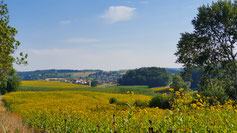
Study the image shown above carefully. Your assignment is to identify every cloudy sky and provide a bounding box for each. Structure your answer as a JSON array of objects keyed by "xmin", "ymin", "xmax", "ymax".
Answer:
[{"xmin": 8, "ymin": 0, "xmax": 217, "ymax": 71}]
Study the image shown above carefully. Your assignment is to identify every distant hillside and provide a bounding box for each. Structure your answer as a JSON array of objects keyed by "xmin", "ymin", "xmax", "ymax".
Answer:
[
  {"xmin": 17, "ymin": 68, "xmax": 183, "ymax": 81},
  {"xmin": 165, "ymin": 68, "xmax": 183, "ymax": 74},
  {"xmin": 17, "ymin": 69, "xmax": 102, "ymax": 81}
]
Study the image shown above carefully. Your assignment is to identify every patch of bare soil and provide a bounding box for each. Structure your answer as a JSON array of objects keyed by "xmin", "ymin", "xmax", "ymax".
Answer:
[{"xmin": 0, "ymin": 96, "xmax": 34, "ymax": 133}]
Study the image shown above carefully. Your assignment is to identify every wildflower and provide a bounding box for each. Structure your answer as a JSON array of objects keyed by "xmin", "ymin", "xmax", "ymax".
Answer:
[
  {"xmin": 200, "ymin": 99, "xmax": 203, "ymax": 103},
  {"xmin": 197, "ymin": 102, "xmax": 203, "ymax": 106},
  {"xmin": 175, "ymin": 91, "xmax": 180, "ymax": 96},
  {"xmin": 169, "ymin": 88, "xmax": 174, "ymax": 92},
  {"xmin": 227, "ymin": 105, "xmax": 232, "ymax": 110},
  {"xmin": 164, "ymin": 119, "xmax": 167, "ymax": 123},
  {"xmin": 162, "ymin": 93, "xmax": 167, "ymax": 96},
  {"xmin": 191, "ymin": 103, "xmax": 197, "ymax": 108},
  {"xmin": 179, "ymin": 88, "xmax": 184, "ymax": 92},
  {"xmin": 144, "ymin": 109, "xmax": 148, "ymax": 114},
  {"xmin": 126, "ymin": 91, "xmax": 130, "ymax": 94},
  {"xmin": 196, "ymin": 94, "xmax": 201, "ymax": 97}
]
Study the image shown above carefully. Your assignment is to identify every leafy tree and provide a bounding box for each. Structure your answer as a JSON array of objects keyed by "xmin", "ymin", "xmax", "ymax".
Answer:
[
  {"xmin": 175, "ymin": 0, "xmax": 237, "ymax": 99},
  {"xmin": 0, "ymin": 1, "xmax": 27, "ymax": 94},
  {"xmin": 0, "ymin": 71, "xmax": 21, "ymax": 94},
  {"xmin": 180, "ymin": 67, "xmax": 203, "ymax": 90},
  {"xmin": 91, "ymin": 80, "xmax": 98, "ymax": 87},
  {"xmin": 118, "ymin": 67, "xmax": 171, "ymax": 88},
  {"xmin": 149, "ymin": 93, "xmax": 170, "ymax": 109},
  {"xmin": 170, "ymin": 75, "xmax": 190, "ymax": 91}
]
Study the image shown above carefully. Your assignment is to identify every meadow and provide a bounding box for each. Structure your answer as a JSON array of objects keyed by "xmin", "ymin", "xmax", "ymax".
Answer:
[{"xmin": 3, "ymin": 81, "xmax": 237, "ymax": 132}]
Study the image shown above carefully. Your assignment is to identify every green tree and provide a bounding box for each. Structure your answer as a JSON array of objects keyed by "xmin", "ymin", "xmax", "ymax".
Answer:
[
  {"xmin": 118, "ymin": 67, "xmax": 171, "ymax": 88},
  {"xmin": 175, "ymin": 0, "xmax": 237, "ymax": 99},
  {"xmin": 91, "ymin": 80, "xmax": 98, "ymax": 87},
  {"xmin": 0, "ymin": 1, "xmax": 27, "ymax": 94},
  {"xmin": 170, "ymin": 75, "xmax": 190, "ymax": 91}
]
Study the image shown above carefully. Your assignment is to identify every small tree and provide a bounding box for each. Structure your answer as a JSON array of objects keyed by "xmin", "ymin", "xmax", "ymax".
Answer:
[
  {"xmin": 149, "ymin": 93, "xmax": 170, "ymax": 109},
  {"xmin": 0, "ymin": 1, "xmax": 27, "ymax": 94},
  {"xmin": 170, "ymin": 75, "xmax": 190, "ymax": 91},
  {"xmin": 91, "ymin": 80, "xmax": 98, "ymax": 87}
]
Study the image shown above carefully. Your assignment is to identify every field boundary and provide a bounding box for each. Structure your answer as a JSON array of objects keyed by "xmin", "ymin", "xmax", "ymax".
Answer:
[{"xmin": 0, "ymin": 95, "xmax": 33, "ymax": 133}]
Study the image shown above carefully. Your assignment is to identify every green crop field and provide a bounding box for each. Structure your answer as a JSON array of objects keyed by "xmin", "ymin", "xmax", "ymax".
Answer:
[{"xmin": 18, "ymin": 81, "xmax": 154, "ymax": 95}]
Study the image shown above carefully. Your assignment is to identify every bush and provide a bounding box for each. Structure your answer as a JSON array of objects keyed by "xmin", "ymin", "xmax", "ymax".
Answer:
[
  {"xmin": 149, "ymin": 93, "xmax": 170, "ymax": 109},
  {"xmin": 91, "ymin": 80, "xmax": 98, "ymax": 87},
  {"xmin": 0, "ymin": 75, "xmax": 21, "ymax": 95},
  {"xmin": 170, "ymin": 75, "xmax": 190, "ymax": 91},
  {"xmin": 109, "ymin": 97, "xmax": 117, "ymax": 104},
  {"xmin": 198, "ymin": 79, "xmax": 229, "ymax": 104}
]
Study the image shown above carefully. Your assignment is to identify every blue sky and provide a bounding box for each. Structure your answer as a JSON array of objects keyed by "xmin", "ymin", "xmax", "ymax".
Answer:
[{"xmin": 8, "ymin": 0, "xmax": 217, "ymax": 71}]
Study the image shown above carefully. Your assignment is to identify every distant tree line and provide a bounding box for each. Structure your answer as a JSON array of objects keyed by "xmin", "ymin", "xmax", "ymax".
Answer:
[
  {"xmin": 17, "ymin": 69, "xmax": 102, "ymax": 81},
  {"xmin": 118, "ymin": 67, "xmax": 172, "ymax": 88}
]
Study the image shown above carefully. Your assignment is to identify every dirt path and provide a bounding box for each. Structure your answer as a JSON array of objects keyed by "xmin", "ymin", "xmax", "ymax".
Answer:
[{"xmin": 0, "ymin": 96, "xmax": 34, "ymax": 133}]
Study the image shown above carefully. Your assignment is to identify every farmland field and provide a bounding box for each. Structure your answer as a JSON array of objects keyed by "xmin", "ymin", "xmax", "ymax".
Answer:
[
  {"xmin": 3, "ymin": 81, "xmax": 237, "ymax": 132},
  {"xmin": 3, "ymin": 91, "xmax": 166, "ymax": 132},
  {"xmin": 19, "ymin": 81, "xmax": 154, "ymax": 95}
]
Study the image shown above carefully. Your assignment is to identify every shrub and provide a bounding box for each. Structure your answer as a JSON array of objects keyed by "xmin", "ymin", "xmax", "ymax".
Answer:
[
  {"xmin": 91, "ymin": 80, "xmax": 98, "ymax": 87},
  {"xmin": 109, "ymin": 97, "xmax": 117, "ymax": 104},
  {"xmin": 149, "ymin": 93, "xmax": 170, "ymax": 109},
  {"xmin": 0, "ymin": 75, "xmax": 21, "ymax": 95},
  {"xmin": 198, "ymin": 79, "xmax": 229, "ymax": 104},
  {"xmin": 170, "ymin": 75, "xmax": 190, "ymax": 91}
]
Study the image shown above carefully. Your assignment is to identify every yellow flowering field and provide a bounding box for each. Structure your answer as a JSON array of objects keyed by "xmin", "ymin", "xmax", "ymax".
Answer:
[
  {"xmin": 151, "ymin": 86, "xmax": 169, "ymax": 91},
  {"xmin": 3, "ymin": 91, "xmax": 168, "ymax": 132},
  {"xmin": 21, "ymin": 81, "xmax": 90, "ymax": 89},
  {"xmin": 3, "ymin": 88, "xmax": 237, "ymax": 132}
]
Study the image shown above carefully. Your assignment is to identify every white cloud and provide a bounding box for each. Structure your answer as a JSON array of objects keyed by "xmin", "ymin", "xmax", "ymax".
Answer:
[
  {"xmin": 59, "ymin": 20, "xmax": 72, "ymax": 24},
  {"xmin": 65, "ymin": 38, "xmax": 99, "ymax": 43},
  {"xmin": 101, "ymin": 6, "xmax": 136, "ymax": 24}
]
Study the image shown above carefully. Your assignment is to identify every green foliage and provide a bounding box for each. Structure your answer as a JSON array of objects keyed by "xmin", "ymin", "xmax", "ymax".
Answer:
[
  {"xmin": 19, "ymin": 84, "xmax": 155, "ymax": 95},
  {"xmin": 91, "ymin": 80, "xmax": 98, "ymax": 87},
  {"xmin": 0, "ymin": 70, "xmax": 21, "ymax": 95},
  {"xmin": 0, "ymin": 0, "xmax": 26, "ymax": 93},
  {"xmin": 149, "ymin": 93, "xmax": 170, "ymax": 109},
  {"xmin": 175, "ymin": 0, "xmax": 237, "ymax": 99},
  {"xmin": 18, "ymin": 69, "xmax": 102, "ymax": 81},
  {"xmin": 181, "ymin": 67, "xmax": 203, "ymax": 90},
  {"xmin": 170, "ymin": 75, "xmax": 190, "ymax": 91},
  {"xmin": 109, "ymin": 97, "xmax": 117, "ymax": 104},
  {"xmin": 198, "ymin": 79, "xmax": 229, "ymax": 104},
  {"xmin": 118, "ymin": 67, "xmax": 172, "ymax": 88}
]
